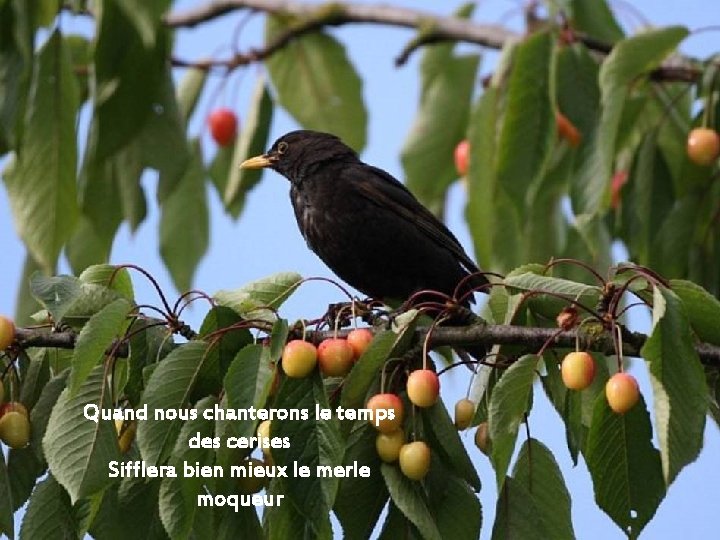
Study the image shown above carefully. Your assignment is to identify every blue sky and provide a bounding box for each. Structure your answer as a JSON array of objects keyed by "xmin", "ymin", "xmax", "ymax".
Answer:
[{"xmin": 2, "ymin": 1, "xmax": 720, "ymax": 538}]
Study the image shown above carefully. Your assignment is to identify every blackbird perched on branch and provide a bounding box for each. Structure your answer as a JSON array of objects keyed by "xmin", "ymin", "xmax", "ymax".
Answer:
[{"xmin": 240, "ymin": 130, "xmax": 488, "ymax": 312}]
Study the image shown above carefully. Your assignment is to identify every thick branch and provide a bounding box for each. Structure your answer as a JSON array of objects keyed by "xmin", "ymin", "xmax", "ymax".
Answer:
[
  {"xmin": 165, "ymin": 0, "xmax": 701, "ymax": 82},
  {"xmin": 165, "ymin": 0, "xmax": 516, "ymax": 49},
  {"xmin": 12, "ymin": 323, "xmax": 720, "ymax": 367}
]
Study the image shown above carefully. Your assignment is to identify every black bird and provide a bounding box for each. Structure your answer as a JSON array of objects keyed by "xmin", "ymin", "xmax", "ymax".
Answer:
[{"xmin": 240, "ymin": 130, "xmax": 487, "ymax": 310}]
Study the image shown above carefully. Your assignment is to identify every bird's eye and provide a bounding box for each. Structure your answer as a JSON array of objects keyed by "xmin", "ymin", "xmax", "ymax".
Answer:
[{"xmin": 277, "ymin": 142, "xmax": 289, "ymax": 154}]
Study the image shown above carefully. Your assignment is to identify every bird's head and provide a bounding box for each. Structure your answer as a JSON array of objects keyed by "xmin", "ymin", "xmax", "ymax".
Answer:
[{"xmin": 240, "ymin": 130, "xmax": 357, "ymax": 183}]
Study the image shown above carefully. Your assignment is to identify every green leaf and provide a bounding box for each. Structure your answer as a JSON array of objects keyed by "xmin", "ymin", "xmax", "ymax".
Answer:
[
  {"xmin": 177, "ymin": 66, "xmax": 207, "ymax": 124},
  {"xmin": 574, "ymin": 26, "xmax": 688, "ymax": 215},
  {"xmin": 670, "ymin": 279, "xmax": 720, "ymax": 346},
  {"xmin": 70, "ymin": 298, "xmax": 133, "ymax": 395},
  {"xmin": 619, "ymin": 131, "xmax": 675, "ymax": 264},
  {"xmin": 0, "ymin": 0, "xmax": 33, "ymax": 151},
  {"xmin": 334, "ymin": 424, "xmax": 388, "ymax": 540},
  {"xmin": 214, "ymin": 272, "xmax": 303, "ymax": 321},
  {"xmin": 496, "ymin": 31, "xmax": 554, "ymax": 215},
  {"xmin": 650, "ymin": 194, "xmax": 701, "ymax": 279},
  {"xmin": 115, "ymin": 0, "xmax": 171, "ymax": 46},
  {"xmin": 64, "ymin": 34, "xmax": 92, "ymax": 102},
  {"xmin": 124, "ymin": 318, "xmax": 174, "ymax": 405},
  {"xmin": 30, "ymin": 369, "xmax": 70, "ymax": 463},
  {"xmin": 569, "ymin": 0, "xmax": 624, "ymax": 43},
  {"xmin": 44, "ymin": 364, "xmax": 122, "ymax": 503},
  {"xmin": 585, "ymin": 393, "xmax": 665, "ymax": 538},
  {"xmin": 7, "ymin": 446, "xmax": 45, "ymax": 513},
  {"xmin": 489, "ymin": 355, "xmax": 538, "ymax": 489},
  {"xmin": 158, "ymin": 396, "xmax": 217, "ymax": 540},
  {"xmin": 265, "ymin": 15, "xmax": 366, "ymax": 151},
  {"xmin": 425, "ymin": 459, "xmax": 482, "ymax": 540},
  {"xmin": 401, "ymin": 35, "xmax": 479, "ymax": 213},
  {"xmin": 160, "ymin": 140, "xmax": 209, "ymax": 293},
  {"xmin": 466, "ymin": 88, "xmax": 499, "ymax": 268},
  {"xmin": 3, "ymin": 30, "xmax": 79, "ymax": 273},
  {"xmin": 512, "ymin": 438, "xmax": 574, "ymax": 539},
  {"xmin": 0, "ymin": 452, "xmax": 13, "ymax": 540},
  {"xmin": 223, "ymin": 76, "xmax": 274, "ymax": 217},
  {"xmin": 93, "ymin": 0, "xmax": 167, "ymax": 159},
  {"xmin": 19, "ymin": 475, "xmax": 77, "ymax": 540},
  {"xmin": 14, "ymin": 254, "xmax": 43, "ymax": 326},
  {"xmin": 195, "ymin": 306, "xmax": 251, "ymax": 399},
  {"xmin": 553, "ymin": 43, "xmax": 600, "ymax": 142},
  {"xmin": 380, "ymin": 464, "xmax": 442, "ymax": 540},
  {"xmin": 79, "ymin": 264, "xmax": 134, "ymax": 301},
  {"xmin": 137, "ymin": 341, "xmax": 211, "ymax": 465},
  {"xmin": 491, "ymin": 475, "xmax": 547, "ymax": 540},
  {"xmin": 641, "ymin": 286, "xmax": 707, "ymax": 485},
  {"xmin": 422, "ymin": 400, "xmax": 481, "ymax": 491},
  {"xmin": 503, "ymin": 271, "xmax": 601, "ymax": 302},
  {"xmin": 263, "ymin": 487, "xmax": 312, "ymax": 539},
  {"xmin": 29, "ymin": 273, "xmax": 81, "ymax": 325},
  {"xmin": 141, "ymin": 67, "xmax": 191, "ymax": 200},
  {"xmin": 223, "ymin": 344, "xmax": 275, "ymax": 439},
  {"xmin": 272, "ymin": 373, "xmax": 344, "ymax": 537}
]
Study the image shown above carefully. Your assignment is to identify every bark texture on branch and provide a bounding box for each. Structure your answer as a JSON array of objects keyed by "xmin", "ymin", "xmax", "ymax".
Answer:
[
  {"xmin": 12, "ymin": 323, "xmax": 720, "ymax": 367},
  {"xmin": 164, "ymin": 0, "xmax": 701, "ymax": 81}
]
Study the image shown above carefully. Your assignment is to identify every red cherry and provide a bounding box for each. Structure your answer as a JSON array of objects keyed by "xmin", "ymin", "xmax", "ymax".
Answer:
[
  {"xmin": 317, "ymin": 338, "xmax": 354, "ymax": 377},
  {"xmin": 610, "ymin": 171, "xmax": 629, "ymax": 210},
  {"xmin": 454, "ymin": 139, "xmax": 470, "ymax": 176},
  {"xmin": 346, "ymin": 328, "xmax": 373, "ymax": 360},
  {"xmin": 556, "ymin": 112, "xmax": 581, "ymax": 147},
  {"xmin": 208, "ymin": 108, "xmax": 238, "ymax": 146}
]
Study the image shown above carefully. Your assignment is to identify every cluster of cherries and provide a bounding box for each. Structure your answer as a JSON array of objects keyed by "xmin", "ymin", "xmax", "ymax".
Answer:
[
  {"xmin": 0, "ymin": 316, "xmax": 30, "ymax": 450},
  {"xmin": 561, "ymin": 351, "xmax": 640, "ymax": 413}
]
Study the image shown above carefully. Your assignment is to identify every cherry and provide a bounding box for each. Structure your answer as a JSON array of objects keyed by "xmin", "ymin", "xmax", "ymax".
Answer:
[
  {"xmin": 0, "ymin": 315, "xmax": 15, "ymax": 350},
  {"xmin": 115, "ymin": 419, "xmax": 137, "ymax": 454},
  {"xmin": 346, "ymin": 328, "xmax": 373, "ymax": 360},
  {"xmin": 454, "ymin": 139, "xmax": 470, "ymax": 176},
  {"xmin": 399, "ymin": 441, "xmax": 431, "ymax": 481},
  {"xmin": 454, "ymin": 398, "xmax": 475, "ymax": 430},
  {"xmin": 687, "ymin": 127, "xmax": 720, "ymax": 166},
  {"xmin": 406, "ymin": 369, "xmax": 440, "ymax": 408},
  {"xmin": 606, "ymin": 372, "xmax": 640, "ymax": 414},
  {"xmin": 0, "ymin": 409, "xmax": 30, "ymax": 449},
  {"xmin": 474, "ymin": 422, "xmax": 490, "ymax": 454},
  {"xmin": 208, "ymin": 108, "xmax": 238, "ymax": 146},
  {"xmin": 281, "ymin": 340, "xmax": 317, "ymax": 378},
  {"xmin": 366, "ymin": 393, "xmax": 404, "ymax": 433},
  {"xmin": 561, "ymin": 351, "xmax": 596, "ymax": 391},
  {"xmin": 317, "ymin": 338, "xmax": 354, "ymax": 377},
  {"xmin": 375, "ymin": 430, "xmax": 405, "ymax": 463}
]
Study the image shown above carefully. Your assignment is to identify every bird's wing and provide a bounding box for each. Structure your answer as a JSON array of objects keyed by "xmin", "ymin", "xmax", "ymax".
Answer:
[{"xmin": 353, "ymin": 164, "xmax": 480, "ymax": 274}]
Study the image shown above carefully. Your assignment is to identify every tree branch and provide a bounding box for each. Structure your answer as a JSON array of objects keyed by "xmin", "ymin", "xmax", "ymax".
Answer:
[
  {"xmin": 164, "ymin": 0, "xmax": 701, "ymax": 82},
  {"xmin": 12, "ymin": 323, "xmax": 720, "ymax": 368}
]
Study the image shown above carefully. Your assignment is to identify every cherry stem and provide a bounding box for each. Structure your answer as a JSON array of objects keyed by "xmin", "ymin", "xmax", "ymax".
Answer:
[
  {"xmin": 113, "ymin": 264, "xmax": 174, "ymax": 318},
  {"xmin": 543, "ymin": 258, "xmax": 607, "ymax": 286}
]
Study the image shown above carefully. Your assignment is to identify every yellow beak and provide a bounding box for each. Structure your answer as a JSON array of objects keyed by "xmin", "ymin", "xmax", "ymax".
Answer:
[{"xmin": 240, "ymin": 154, "xmax": 273, "ymax": 169}]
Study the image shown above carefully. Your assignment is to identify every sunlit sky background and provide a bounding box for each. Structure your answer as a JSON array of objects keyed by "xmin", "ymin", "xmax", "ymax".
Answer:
[{"xmin": 2, "ymin": 1, "xmax": 720, "ymax": 538}]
